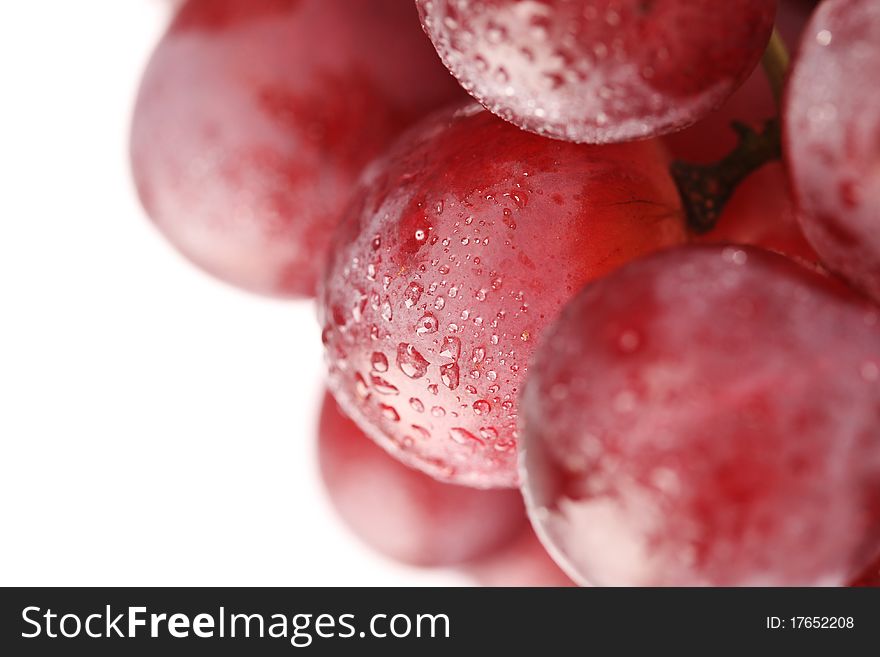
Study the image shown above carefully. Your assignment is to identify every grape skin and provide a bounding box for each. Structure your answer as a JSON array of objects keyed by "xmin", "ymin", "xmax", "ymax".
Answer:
[
  {"xmin": 318, "ymin": 391, "xmax": 525, "ymax": 566},
  {"xmin": 319, "ymin": 103, "xmax": 686, "ymax": 489},
  {"xmin": 416, "ymin": 0, "xmax": 777, "ymax": 144},
  {"xmin": 131, "ymin": 0, "xmax": 464, "ymax": 297},
  {"xmin": 520, "ymin": 245, "xmax": 880, "ymax": 586},
  {"xmin": 784, "ymin": 0, "xmax": 880, "ymax": 303},
  {"xmin": 463, "ymin": 527, "xmax": 575, "ymax": 587},
  {"xmin": 851, "ymin": 555, "xmax": 880, "ymax": 587},
  {"xmin": 695, "ymin": 164, "xmax": 819, "ymax": 266},
  {"xmin": 663, "ymin": 0, "xmax": 813, "ymax": 163}
]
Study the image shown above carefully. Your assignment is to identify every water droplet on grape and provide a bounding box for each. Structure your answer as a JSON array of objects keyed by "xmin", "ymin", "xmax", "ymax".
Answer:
[
  {"xmin": 397, "ymin": 343, "xmax": 430, "ymax": 379},
  {"xmin": 415, "ymin": 313, "xmax": 438, "ymax": 335},
  {"xmin": 404, "ymin": 282, "xmax": 423, "ymax": 308},
  {"xmin": 370, "ymin": 351, "xmax": 389, "ymax": 372},
  {"xmin": 411, "ymin": 424, "xmax": 431, "ymax": 440},
  {"xmin": 449, "ymin": 427, "xmax": 484, "ymax": 446},
  {"xmin": 440, "ymin": 363, "xmax": 460, "ymax": 390},
  {"xmin": 379, "ymin": 404, "xmax": 400, "ymax": 422},
  {"xmin": 439, "ymin": 336, "xmax": 461, "ymax": 361},
  {"xmin": 370, "ymin": 375, "xmax": 399, "ymax": 396},
  {"xmin": 473, "ymin": 400, "xmax": 492, "ymax": 415},
  {"xmin": 380, "ymin": 297, "xmax": 393, "ymax": 322}
]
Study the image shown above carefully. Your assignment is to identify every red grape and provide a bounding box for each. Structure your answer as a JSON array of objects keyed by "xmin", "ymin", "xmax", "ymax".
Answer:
[
  {"xmin": 696, "ymin": 164, "xmax": 819, "ymax": 265},
  {"xmin": 784, "ymin": 0, "xmax": 880, "ymax": 303},
  {"xmin": 851, "ymin": 555, "xmax": 880, "ymax": 587},
  {"xmin": 131, "ymin": 0, "xmax": 464, "ymax": 297},
  {"xmin": 416, "ymin": 0, "xmax": 777, "ymax": 144},
  {"xmin": 319, "ymin": 103, "xmax": 686, "ymax": 488},
  {"xmin": 318, "ymin": 391, "xmax": 525, "ymax": 566},
  {"xmin": 663, "ymin": 0, "xmax": 813, "ymax": 163},
  {"xmin": 520, "ymin": 245, "xmax": 880, "ymax": 586},
  {"xmin": 464, "ymin": 528, "xmax": 575, "ymax": 587}
]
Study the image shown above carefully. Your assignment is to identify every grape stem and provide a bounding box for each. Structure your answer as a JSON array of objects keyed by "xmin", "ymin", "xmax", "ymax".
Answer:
[
  {"xmin": 762, "ymin": 28, "xmax": 790, "ymax": 109},
  {"xmin": 670, "ymin": 29, "xmax": 790, "ymax": 235}
]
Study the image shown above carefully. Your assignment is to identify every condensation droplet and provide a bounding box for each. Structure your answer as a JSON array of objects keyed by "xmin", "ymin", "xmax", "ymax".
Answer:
[
  {"xmin": 409, "ymin": 397, "xmax": 425, "ymax": 413},
  {"xmin": 473, "ymin": 400, "xmax": 491, "ymax": 415},
  {"xmin": 439, "ymin": 336, "xmax": 461, "ymax": 361},
  {"xmin": 370, "ymin": 351, "xmax": 389, "ymax": 372},
  {"xmin": 449, "ymin": 427, "xmax": 484, "ymax": 446},
  {"xmin": 370, "ymin": 375, "xmax": 399, "ymax": 396},
  {"xmin": 379, "ymin": 404, "xmax": 400, "ymax": 422},
  {"xmin": 493, "ymin": 439, "xmax": 515, "ymax": 453},
  {"xmin": 440, "ymin": 363, "xmax": 460, "ymax": 390},
  {"xmin": 431, "ymin": 405, "xmax": 446, "ymax": 417},
  {"xmin": 416, "ymin": 313, "xmax": 438, "ymax": 335},
  {"xmin": 351, "ymin": 293, "xmax": 368, "ymax": 323},
  {"xmin": 404, "ymin": 282, "xmax": 423, "ymax": 309},
  {"xmin": 397, "ymin": 343, "xmax": 429, "ymax": 379},
  {"xmin": 380, "ymin": 297, "xmax": 393, "ymax": 322}
]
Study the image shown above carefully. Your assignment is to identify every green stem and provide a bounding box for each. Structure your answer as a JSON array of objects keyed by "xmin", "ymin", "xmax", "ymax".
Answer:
[{"xmin": 762, "ymin": 28, "xmax": 790, "ymax": 110}]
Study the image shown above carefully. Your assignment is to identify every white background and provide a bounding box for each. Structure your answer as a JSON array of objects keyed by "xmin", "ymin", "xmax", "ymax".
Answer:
[{"xmin": 0, "ymin": 0, "xmax": 463, "ymax": 586}]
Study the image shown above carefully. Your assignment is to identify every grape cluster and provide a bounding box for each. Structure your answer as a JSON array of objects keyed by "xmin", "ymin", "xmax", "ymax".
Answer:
[{"xmin": 133, "ymin": 0, "xmax": 880, "ymax": 585}]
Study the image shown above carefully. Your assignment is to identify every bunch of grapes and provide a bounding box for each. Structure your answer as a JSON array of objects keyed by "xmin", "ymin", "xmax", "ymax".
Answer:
[{"xmin": 133, "ymin": 0, "xmax": 880, "ymax": 586}]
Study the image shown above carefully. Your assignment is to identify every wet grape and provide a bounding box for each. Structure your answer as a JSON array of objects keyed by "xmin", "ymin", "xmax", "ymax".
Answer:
[
  {"xmin": 320, "ymin": 103, "xmax": 685, "ymax": 488},
  {"xmin": 318, "ymin": 391, "xmax": 525, "ymax": 566},
  {"xmin": 521, "ymin": 245, "xmax": 880, "ymax": 586},
  {"xmin": 785, "ymin": 0, "xmax": 880, "ymax": 303},
  {"xmin": 416, "ymin": 0, "xmax": 776, "ymax": 144},
  {"xmin": 131, "ymin": 0, "xmax": 463, "ymax": 297}
]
